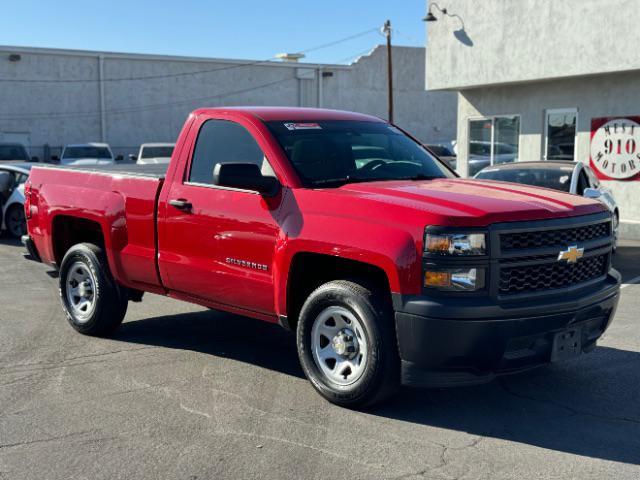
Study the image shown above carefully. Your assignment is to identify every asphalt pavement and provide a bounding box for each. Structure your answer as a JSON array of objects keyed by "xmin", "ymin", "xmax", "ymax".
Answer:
[{"xmin": 1, "ymin": 237, "xmax": 639, "ymax": 480}]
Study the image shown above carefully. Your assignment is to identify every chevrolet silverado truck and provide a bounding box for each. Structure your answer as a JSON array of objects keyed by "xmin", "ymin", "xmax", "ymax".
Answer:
[{"xmin": 23, "ymin": 107, "xmax": 620, "ymax": 407}]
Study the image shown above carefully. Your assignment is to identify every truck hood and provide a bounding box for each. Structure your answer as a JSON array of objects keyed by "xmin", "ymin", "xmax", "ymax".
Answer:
[
  {"xmin": 61, "ymin": 158, "xmax": 115, "ymax": 166},
  {"xmin": 332, "ymin": 178, "xmax": 606, "ymax": 226}
]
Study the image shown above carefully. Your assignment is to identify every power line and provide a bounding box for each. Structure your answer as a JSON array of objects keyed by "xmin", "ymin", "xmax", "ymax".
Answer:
[
  {"xmin": 394, "ymin": 29, "xmax": 423, "ymax": 46},
  {"xmin": 0, "ymin": 77, "xmax": 294, "ymax": 120},
  {"xmin": 298, "ymin": 27, "xmax": 379, "ymax": 54},
  {"xmin": 0, "ymin": 57, "xmax": 275, "ymax": 84},
  {"xmin": 0, "ymin": 27, "xmax": 380, "ymax": 84}
]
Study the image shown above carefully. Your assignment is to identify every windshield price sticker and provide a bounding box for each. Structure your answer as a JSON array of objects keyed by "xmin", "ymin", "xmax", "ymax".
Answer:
[{"xmin": 284, "ymin": 122, "xmax": 322, "ymax": 130}]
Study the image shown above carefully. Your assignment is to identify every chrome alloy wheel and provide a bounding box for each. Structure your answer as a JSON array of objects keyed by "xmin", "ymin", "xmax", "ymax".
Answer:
[
  {"xmin": 311, "ymin": 306, "xmax": 368, "ymax": 386},
  {"xmin": 65, "ymin": 262, "xmax": 97, "ymax": 323}
]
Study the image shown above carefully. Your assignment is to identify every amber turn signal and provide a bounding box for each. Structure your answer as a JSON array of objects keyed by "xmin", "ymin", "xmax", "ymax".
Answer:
[{"xmin": 424, "ymin": 270, "xmax": 451, "ymax": 288}]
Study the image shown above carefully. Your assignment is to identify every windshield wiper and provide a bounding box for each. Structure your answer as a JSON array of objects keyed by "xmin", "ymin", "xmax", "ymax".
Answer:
[
  {"xmin": 311, "ymin": 174, "xmax": 378, "ymax": 187},
  {"xmin": 311, "ymin": 173, "xmax": 442, "ymax": 187}
]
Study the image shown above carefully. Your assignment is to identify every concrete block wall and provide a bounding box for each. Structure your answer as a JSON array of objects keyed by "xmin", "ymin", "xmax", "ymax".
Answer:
[{"xmin": 0, "ymin": 45, "xmax": 457, "ymax": 160}]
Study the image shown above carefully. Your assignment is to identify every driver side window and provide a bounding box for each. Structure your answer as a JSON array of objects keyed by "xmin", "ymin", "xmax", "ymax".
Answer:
[{"xmin": 189, "ymin": 120, "xmax": 274, "ymax": 185}]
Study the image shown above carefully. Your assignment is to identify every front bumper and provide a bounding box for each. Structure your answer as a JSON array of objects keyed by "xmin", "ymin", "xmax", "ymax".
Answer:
[{"xmin": 394, "ymin": 271, "xmax": 621, "ymax": 387}]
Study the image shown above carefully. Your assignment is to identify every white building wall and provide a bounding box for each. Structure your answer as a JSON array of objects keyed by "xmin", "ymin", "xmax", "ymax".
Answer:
[
  {"xmin": 426, "ymin": 0, "xmax": 640, "ymax": 90},
  {"xmin": 0, "ymin": 45, "xmax": 457, "ymax": 159}
]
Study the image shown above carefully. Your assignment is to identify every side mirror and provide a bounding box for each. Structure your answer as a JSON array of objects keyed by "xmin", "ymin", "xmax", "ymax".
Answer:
[
  {"xmin": 115, "ymin": 155, "xmax": 124, "ymax": 161},
  {"xmin": 129, "ymin": 154, "xmax": 137, "ymax": 161},
  {"xmin": 30, "ymin": 156, "xmax": 39, "ymax": 162},
  {"xmin": 584, "ymin": 188, "xmax": 602, "ymax": 199},
  {"xmin": 50, "ymin": 155, "xmax": 60, "ymax": 162},
  {"xmin": 213, "ymin": 162, "xmax": 280, "ymax": 197}
]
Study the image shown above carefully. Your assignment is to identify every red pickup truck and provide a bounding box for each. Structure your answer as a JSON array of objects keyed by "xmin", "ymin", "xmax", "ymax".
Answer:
[{"xmin": 23, "ymin": 107, "xmax": 620, "ymax": 407}]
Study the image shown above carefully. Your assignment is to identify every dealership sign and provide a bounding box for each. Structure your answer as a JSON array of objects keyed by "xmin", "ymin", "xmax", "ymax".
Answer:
[{"xmin": 590, "ymin": 116, "xmax": 640, "ymax": 180}]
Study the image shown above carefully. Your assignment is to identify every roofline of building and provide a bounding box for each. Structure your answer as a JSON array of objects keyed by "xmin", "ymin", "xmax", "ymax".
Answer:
[
  {"xmin": 428, "ymin": 66, "xmax": 640, "ymax": 92},
  {"xmin": 0, "ymin": 44, "xmax": 356, "ymax": 70}
]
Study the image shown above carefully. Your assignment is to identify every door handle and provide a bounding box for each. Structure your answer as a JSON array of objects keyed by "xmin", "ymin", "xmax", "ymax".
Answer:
[{"xmin": 169, "ymin": 198, "xmax": 192, "ymax": 211}]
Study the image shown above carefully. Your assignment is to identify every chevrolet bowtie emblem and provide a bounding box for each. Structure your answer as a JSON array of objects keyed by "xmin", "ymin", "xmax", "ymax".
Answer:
[{"xmin": 558, "ymin": 245, "xmax": 584, "ymax": 264}]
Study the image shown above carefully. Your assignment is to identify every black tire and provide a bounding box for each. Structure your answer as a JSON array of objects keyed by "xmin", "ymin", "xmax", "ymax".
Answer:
[
  {"xmin": 5, "ymin": 204, "xmax": 26, "ymax": 239},
  {"xmin": 58, "ymin": 243, "xmax": 128, "ymax": 336},
  {"xmin": 296, "ymin": 279, "xmax": 399, "ymax": 408}
]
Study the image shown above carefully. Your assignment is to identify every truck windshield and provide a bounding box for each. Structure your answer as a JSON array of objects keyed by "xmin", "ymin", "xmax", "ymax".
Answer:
[
  {"xmin": 266, "ymin": 120, "xmax": 455, "ymax": 187},
  {"xmin": 0, "ymin": 145, "xmax": 29, "ymax": 161},
  {"xmin": 141, "ymin": 146, "xmax": 174, "ymax": 158},
  {"xmin": 63, "ymin": 147, "xmax": 112, "ymax": 159}
]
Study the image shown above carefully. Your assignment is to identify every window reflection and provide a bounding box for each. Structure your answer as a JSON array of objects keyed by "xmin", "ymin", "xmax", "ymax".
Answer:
[
  {"xmin": 546, "ymin": 111, "xmax": 576, "ymax": 160},
  {"xmin": 468, "ymin": 116, "xmax": 520, "ymax": 176}
]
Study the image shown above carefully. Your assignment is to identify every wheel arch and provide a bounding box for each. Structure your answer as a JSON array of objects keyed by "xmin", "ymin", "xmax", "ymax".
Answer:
[
  {"xmin": 280, "ymin": 251, "xmax": 395, "ymax": 331},
  {"xmin": 51, "ymin": 214, "xmax": 108, "ymax": 266}
]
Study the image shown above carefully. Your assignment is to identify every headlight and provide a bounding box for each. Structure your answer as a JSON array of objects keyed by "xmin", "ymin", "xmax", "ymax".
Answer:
[
  {"xmin": 425, "ymin": 232, "xmax": 486, "ymax": 256},
  {"xmin": 424, "ymin": 268, "xmax": 485, "ymax": 291}
]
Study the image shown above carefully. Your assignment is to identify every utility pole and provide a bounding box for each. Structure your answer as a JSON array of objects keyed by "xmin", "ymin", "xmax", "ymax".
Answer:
[{"xmin": 383, "ymin": 20, "xmax": 394, "ymax": 123}]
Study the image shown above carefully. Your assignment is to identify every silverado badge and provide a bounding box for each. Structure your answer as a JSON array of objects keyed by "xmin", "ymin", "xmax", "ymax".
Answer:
[{"xmin": 557, "ymin": 245, "xmax": 584, "ymax": 264}]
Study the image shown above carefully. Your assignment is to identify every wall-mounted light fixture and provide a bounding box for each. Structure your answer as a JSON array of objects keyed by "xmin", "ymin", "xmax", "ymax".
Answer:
[
  {"xmin": 423, "ymin": 3, "xmax": 447, "ymax": 22},
  {"xmin": 422, "ymin": 3, "xmax": 473, "ymax": 46},
  {"xmin": 8, "ymin": 53, "xmax": 21, "ymax": 62}
]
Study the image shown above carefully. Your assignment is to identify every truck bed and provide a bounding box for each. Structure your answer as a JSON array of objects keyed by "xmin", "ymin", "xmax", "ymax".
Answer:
[
  {"xmin": 36, "ymin": 162, "xmax": 168, "ymax": 178},
  {"xmin": 28, "ymin": 163, "xmax": 166, "ymax": 293}
]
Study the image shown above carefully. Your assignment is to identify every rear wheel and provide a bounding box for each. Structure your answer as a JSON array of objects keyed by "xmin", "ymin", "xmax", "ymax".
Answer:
[
  {"xmin": 6, "ymin": 204, "xmax": 26, "ymax": 238},
  {"xmin": 59, "ymin": 243, "xmax": 128, "ymax": 336},
  {"xmin": 296, "ymin": 279, "xmax": 399, "ymax": 408}
]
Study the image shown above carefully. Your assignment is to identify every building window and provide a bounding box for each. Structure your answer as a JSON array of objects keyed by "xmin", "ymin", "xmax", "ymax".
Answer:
[
  {"xmin": 468, "ymin": 115, "xmax": 520, "ymax": 176},
  {"xmin": 545, "ymin": 109, "xmax": 577, "ymax": 161}
]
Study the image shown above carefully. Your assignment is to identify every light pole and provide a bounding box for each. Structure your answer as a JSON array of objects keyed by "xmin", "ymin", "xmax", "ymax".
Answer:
[{"xmin": 383, "ymin": 20, "xmax": 394, "ymax": 123}]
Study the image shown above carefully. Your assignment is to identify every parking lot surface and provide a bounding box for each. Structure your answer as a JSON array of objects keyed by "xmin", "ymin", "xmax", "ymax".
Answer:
[{"xmin": 1, "ymin": 238, "xmax": 639, "ymax": 480}]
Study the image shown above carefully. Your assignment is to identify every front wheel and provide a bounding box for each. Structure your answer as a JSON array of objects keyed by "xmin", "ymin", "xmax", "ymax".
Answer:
[
  {"xmin": 59, "ymin": 243, "xmax": 128, "ymax": 336},
  {"xmin": 296, "ymin": 280, "xmax": 399, "ymax": 408}
]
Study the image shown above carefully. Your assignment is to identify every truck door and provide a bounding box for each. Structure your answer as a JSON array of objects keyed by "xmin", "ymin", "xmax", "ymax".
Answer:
[{"xmin": 158, "ymin": 118, "xmax": 282, "ymax": 316}]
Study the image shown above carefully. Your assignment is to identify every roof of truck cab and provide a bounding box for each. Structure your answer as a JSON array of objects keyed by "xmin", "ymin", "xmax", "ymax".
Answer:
[{"xmin": 191, "ymin": 107, "xmax": 385, "ymax": 122}]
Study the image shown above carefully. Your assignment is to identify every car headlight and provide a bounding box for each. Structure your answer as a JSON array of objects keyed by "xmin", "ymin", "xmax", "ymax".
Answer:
[
  {"xmin": 424, "ymin": 268, "xmax": 485, "ymax": 291},
  {"xmin": 425, "ymin": 232, "xmax": 487, "ymax": 256}
]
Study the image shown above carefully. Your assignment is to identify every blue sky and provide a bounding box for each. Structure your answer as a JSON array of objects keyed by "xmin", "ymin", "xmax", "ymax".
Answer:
[{"xmin": 1, "ymin": 0, "xmax": 427, "ymax": 64}]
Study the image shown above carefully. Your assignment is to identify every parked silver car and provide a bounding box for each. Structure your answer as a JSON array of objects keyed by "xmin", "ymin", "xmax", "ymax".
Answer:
[
  {"xmin": 474, "ymin": 161, "xmax": 619, "ymax": 249},
  {"xmin": 131, "ymin": 143, "xmax": 175, "ymax": 164},
  {"xmin": 424, "ymin": 143, "xmax": 457, "ymax": 170},
  {"xmin": 0, "ymin": 163, "xmax": 32, "ymax": 238}
]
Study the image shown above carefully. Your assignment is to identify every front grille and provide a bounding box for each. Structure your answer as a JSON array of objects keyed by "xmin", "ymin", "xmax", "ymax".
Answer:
[
  {"xmin": 499, "ymin": 253, "xmax": 608, "ymax": 295},
  {"xmin": 501, "ymin": 222, "xmax": 610, "ymax": 251}
]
